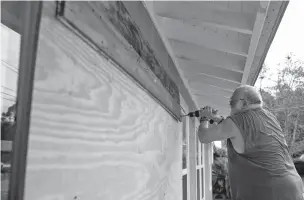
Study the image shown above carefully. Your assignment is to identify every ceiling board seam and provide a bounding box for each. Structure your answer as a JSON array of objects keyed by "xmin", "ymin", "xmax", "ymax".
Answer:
[
  {"xmin": 155, "ymin": 13, "xmax": 254, "ymax": 35},
  {"xmin": 177, "ymin": 55, "xmax": 244, "ymax": 74},
  {"xmin": 182, "ymin": 67, "xmax": 242, "ymax": 84},
  {"xmin": 165, "ymin": 36, "xmax": 249, "ymax": 58},
  {"xmin": 190, "ymin": 83, "xmax": 234, "ymax": 93}
]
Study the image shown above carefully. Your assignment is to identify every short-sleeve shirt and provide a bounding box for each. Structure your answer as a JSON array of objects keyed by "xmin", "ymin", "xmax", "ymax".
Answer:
[{"xmin": 226, "ymin": 107, "xmax": 304, "ymax": 200}]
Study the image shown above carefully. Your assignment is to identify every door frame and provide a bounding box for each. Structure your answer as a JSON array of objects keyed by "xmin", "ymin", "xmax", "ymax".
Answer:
[{"xmin": 5, "ymin": 2, "xmax": 43, "ymax": 200}]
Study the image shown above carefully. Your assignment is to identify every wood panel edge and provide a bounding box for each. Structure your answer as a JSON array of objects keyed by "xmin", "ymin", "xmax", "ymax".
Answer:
[
  {"xmin": 247, "ymin": 1, "xmax": 289, "ymax": 85},
  {"xmin": 55, "ymin": 1, "xmax": 181, "ymax": 121}
]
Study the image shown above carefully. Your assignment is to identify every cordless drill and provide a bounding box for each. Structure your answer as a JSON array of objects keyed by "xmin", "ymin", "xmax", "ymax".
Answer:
[{"xmin": 181, "ymin": 108, "xmax": 218, "ymax": 124}]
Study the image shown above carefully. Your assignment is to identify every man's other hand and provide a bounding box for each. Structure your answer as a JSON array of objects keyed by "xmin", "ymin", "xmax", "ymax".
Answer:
[{"xmin": 200, "ymin": 106, "xmax": 218, "ymax": 119}]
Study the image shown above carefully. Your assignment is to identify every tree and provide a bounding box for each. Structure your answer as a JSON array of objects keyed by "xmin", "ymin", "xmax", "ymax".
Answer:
[
  {"xmin": 257, "ymin": 53, "xmax": 304, "ymax": 156},
  {"xmin": 273, "ymin": 54, "xmax": 304, "ymax": 147},
  {"xmin": 258, "ymin": 64, "xmax": 270, "ymax": 93},
  {"xmin": 1, "ymin": 103, "xmax": 16, "ymax": 141}
]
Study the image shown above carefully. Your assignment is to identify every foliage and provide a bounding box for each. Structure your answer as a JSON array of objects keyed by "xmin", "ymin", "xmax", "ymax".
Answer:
[
  {"xmin": 1, "ymin": 103, "xmax": 16, "ymax": 141},
  {"xmin": 212, "ymin": 146, "xmax": 228, "ymax": 178},
  {"xmin": 212, "ymin": 145, "xmax": 231, "ymax": 199},
  {"xmin": 257, "ymin": 53, "xmax": 304, "ymax": 157}
]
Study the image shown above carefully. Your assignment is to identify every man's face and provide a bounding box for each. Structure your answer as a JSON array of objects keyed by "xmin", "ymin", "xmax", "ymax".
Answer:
[{"xmin": 229, "ymin": 89, "xmax": 245, "ymax": 115}]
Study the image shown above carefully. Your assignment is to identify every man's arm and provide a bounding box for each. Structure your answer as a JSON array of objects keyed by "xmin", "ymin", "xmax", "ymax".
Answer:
[{"xmin": 197, "ymin": 118, "xmax": 239, "ymax": 143}]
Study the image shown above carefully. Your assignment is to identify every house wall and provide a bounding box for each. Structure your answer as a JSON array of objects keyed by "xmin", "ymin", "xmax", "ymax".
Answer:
[{"xmin": 23, "ymin": 2, "xmax": 182, "ymax": 200}]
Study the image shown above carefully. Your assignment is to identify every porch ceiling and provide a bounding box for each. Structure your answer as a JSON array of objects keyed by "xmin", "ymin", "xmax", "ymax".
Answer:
[{"xmin": 143, "ymin": 1, "xmax": 288, "ymax": 116}]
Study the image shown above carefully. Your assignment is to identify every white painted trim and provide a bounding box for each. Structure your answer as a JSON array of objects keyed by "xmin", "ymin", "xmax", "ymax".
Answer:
[
  {"xmin": 241, "ymin": 3, "xmax": 269, "ymax": 84},
  {"xmin": 178, "ymin": 58, "xmax": 243, "ymax": 84},
  {"xmin": 191, "ymin": 118, "xmax": 198, "ymax": 200},
  {"xmin": 198, "ymin": 132, "xmax": 202, "ymax": 166},
  {"xmin": 209, "ymin": 143, "xmax": 213, "ymax": 191},
  {"xmin": 182, "ymin": 169, "xmax": 188, "ymax": 176},
  {"xmin": 202, "ymin": 143, "xmax": 205, "ymax": 167},
  {"xmin": 157, "ymin": 17, "xmax": 250, "ymax": 57},
  {"xmin": 199, "ymin": 143, "xmax": 201, "ymax": 165},
  {"xmin": 201, "ymin": 121, "xmax": 210, "ymax": 199},
  {"xmin": 203, "ymin": 163, "xmax": 206, "ymax": 200},
  {"xmin": 196, "ymin": 120, "xmax": 203, "ymax": 200},
  {"xmin": 199, "ymin": 168, "xmax": 203, "ymax": 200},
  {"xmin": 186, "ymin": 111, "xmax": 191, "ymax": 200},
  {"xmin": 154, "ymin": 3, "xmax": 255, "ymax": 34},
  {"xmin": 209, "ymin": 142, "xmax": 214, "ymax": 191},
  {"xmin": 179, "ymin": 93, "xmax": 190, "ymax": 199},
  {"xmin": 196, "ymin": 165, "xmax": 204, "ymax": 170},
  {"xmin": 211, "ymin": 142, "xmax": 214, "ymax": 165}
]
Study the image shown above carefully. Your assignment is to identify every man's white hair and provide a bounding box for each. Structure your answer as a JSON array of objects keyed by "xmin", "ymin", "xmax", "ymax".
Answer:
[{"xmin": 235, "ymin": 85, "xmax": 263, "ymax": 106}]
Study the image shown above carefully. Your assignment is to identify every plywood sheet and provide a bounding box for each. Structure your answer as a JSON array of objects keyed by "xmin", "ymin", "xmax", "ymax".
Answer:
[
  {"xmin": 24, "ymin": 2, "xmax": 181, "ymax": 200},
  {"xmin": 56, "ymin": 1, "xmax": 182, "ymax": 119}
]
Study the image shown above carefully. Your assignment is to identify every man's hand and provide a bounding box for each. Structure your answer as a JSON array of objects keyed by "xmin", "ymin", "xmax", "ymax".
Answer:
[{"xmin": 199, "ymin": 106, "xmax": 219, "ymax": 120}]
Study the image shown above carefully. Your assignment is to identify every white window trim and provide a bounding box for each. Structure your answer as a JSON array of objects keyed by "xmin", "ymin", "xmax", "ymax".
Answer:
[{"xmin": 180, "ymin": 95, "xmax": 210, "ymax": 200}]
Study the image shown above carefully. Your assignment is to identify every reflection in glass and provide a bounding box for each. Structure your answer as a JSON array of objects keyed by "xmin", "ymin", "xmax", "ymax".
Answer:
[{"xmin": 1, "ymin": 24, "xmax": 21, "ymax": 200}]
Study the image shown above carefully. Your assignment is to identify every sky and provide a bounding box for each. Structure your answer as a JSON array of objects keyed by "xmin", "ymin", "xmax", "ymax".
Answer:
[
  {"xmin": 255, "ymin": 0, "xmax": 304, "ymax": 89},
  {"xmin": 1, "ymin": 24, "xmax": 20, "ymax": 113},
  {"xmin": 0, "ymin": 1, "xmax": 303, "ymax": 147}
]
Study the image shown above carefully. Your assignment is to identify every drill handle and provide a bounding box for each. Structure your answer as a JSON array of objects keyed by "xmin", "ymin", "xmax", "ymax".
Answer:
[{"xmin": 187, "ymin": 109, "xmax": 218, "ymax": 118}]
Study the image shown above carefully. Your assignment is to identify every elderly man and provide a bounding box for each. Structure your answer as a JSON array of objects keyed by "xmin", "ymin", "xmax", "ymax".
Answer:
[{"xmin": 198, "ymin": 85, "xmax": 304, "ymax": 200}]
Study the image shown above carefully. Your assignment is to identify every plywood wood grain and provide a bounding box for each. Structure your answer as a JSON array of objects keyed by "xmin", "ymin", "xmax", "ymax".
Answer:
[
  {"xmin": 24, "ymin": 2, "xmax": 181, "ymax": 200},
  {"xmin": 56, "ymin": 1, "xmax": 182, "ymax": 120},
  {"xmin": 98, "ymin": 1, "xmax": 180, "ymax": 103}
]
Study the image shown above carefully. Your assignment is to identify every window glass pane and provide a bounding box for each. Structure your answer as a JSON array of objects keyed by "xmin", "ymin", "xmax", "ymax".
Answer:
[
  {"xmin": 1, "ymin": 23, "xmax": 21, "ymax": 200},
  {"xmin": 196, "ymin": 135, "xmax": 199, "ymax": 165},
  {"xmin": 182, "ymin": 174, "xmax": 187, "ymax": 200},
  {"xmin": 201, "ymin": 143, "xmax": 204, "ymax": 165},
  {"xmin": 182, "ymin": 117, "xmax": 187, "ymax": 169}
]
